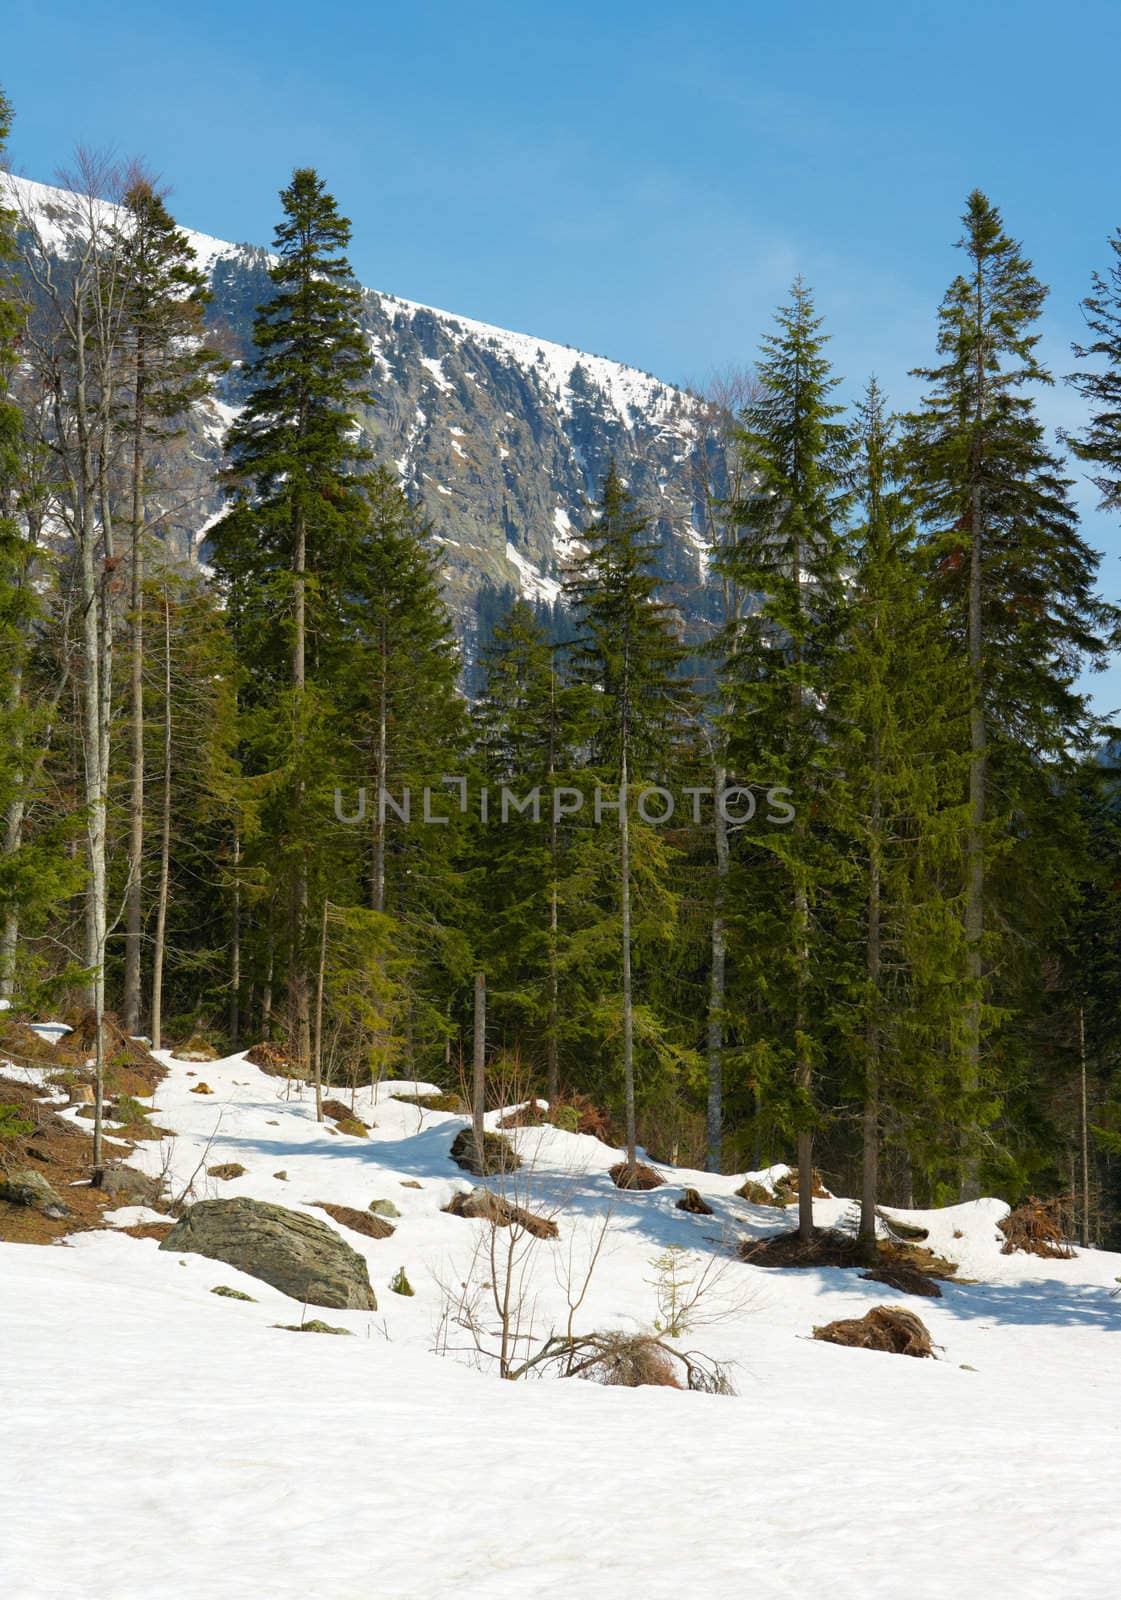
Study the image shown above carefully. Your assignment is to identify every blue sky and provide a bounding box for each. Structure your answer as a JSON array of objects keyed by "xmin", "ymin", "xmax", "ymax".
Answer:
[{"xmin": 6, "ymin": 0, "xmax": 1121, "ymax": 706}]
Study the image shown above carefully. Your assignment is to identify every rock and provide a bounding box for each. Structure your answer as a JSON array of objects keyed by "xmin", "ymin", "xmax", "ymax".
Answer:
[
  {"xmin": 67, "ymin": 1083, "xmax": 95, "ymax": 1106},
  {"xmin": 735, "ymin": 1178, "xmax": 776, "ymax": 1206},
  {"xmin": 273, "ymin": 1171, "xmax": 288, "ymax": 1181},
  {"xmin": 392, "ymin": 1090, "xmax": 467, "ymax": 1113},
  {"xmin": 207, "ymin": 1163, "xmax": 247, "ymax": 1181},
  {"xmin": 211, "ymin": 1284, "xmax": 256, "ymax": 1301},
  {"xmin": 400, "ymin": 1180, "xmax": 422, "ymax": 1190},
  {"xmin": 314, "ymin": 1202, "xmax": 394, "ymax": 1240},
  {"xmin": 172, "ymin": 1035, "xmax": 219, "ymax": 1062},
  {"xmin": 0, "ymin": 1168, "xmax": 71, "ymax": 1217},
  {"xmin": 189, "ymin": 1082, "xmax": 213, "ymax": 1095},
  {"xmin": 334, "ymin": 1118, "xmax": 368, "ymax": 1139},
  {"xmin": 449, "ymin": 1127, "xmax": 520, "ymax": 1175},
  {"xmin": 676, "ymin": 1187, "xmax": 714, "ymax": 1215},
  {"xmin": 368, "ymin": 1199, "xmax": 401, "ymax": 1219},
  {"xmin": 274, "ymin": 1319, "xmax": 353, "ymax": 1335},
  {"xmin": 96, "ymin": 1164, "xmax": 164, "ymax": 1208},
  {"xmin": 443, "ymin": 1186, "xmax": 558, "ymax": 1239},
  {"xmin": 158, "ymin": 1198, "xmax": 377, "ymax": 1310}
]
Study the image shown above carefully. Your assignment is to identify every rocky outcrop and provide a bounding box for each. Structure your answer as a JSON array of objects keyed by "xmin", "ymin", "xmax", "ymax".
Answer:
[
  {"xmin": 158, "ymin": 1198, "xmax": 377, "ymax": 1310},
  {"xmin": 0, "ymin": 1169, "xmax": 70, "ymax": 1218}
]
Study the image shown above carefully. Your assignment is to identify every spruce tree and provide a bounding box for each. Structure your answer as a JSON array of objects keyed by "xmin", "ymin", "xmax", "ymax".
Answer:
[
  {"xmin": 474, "ymin": 600, "xmax": 579, "ymax": 1099},
  {"xmin": 1068, "ymin": 228, "xmax": 1121, "ymax": 515},
  {"xmin": 564, "ymin": 464, "xmax": 686, "ymax": 1171},
  {"xmin": 211, "ymin": 169, "xmax": 373, "ymax": 1075},
  {"xmin": 716, "ymin": 279, "xmax": 851, "ymax": 1240},
  {"xmin": 903, "ymin": 191, "xmax": 1115, "ymax": 1195},
  {"xmin": 835, "ymin": 380, "xmax": 971, "ymax": 1240}
]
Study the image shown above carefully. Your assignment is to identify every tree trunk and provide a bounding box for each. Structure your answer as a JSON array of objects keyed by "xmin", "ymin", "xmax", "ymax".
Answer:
[
  {"xmin": 289, "ymin": 503, "xmax": 311, "ymax": 1072},
  {"xmin": 1079, "ymin": 1005, "xmax": 1090, "ymax": 1249},
  {"xmin": 0, "ymin": 665, "xmax": 24, "ymax": 1000},
  {"xmin": 794, "ymin": 875, "xmax": 813, "ymax": 1242},
  {"xmin": 123, "ymin": 344, "xmax": 146, "ymax": 1034},
  {"xmin": 149, "ymin": 592, "xmax": 173, "ymax": 1052},
  {"xmin": 705, "ymin": 761, "xmax": 728, "ymax": 1172},
  {"xmin": 546, "ymin": 666, "xmax": 559, "ymax": 1106},
  {"xmin": 620, "ymin": 752, "xmax": 636, "ymax": 1169},
  {"xmin": 313, "ymin": 898, "xmax": 327, "ymax": 1122},
  {"xmin": 859, "ymin": 745, "xmax": 882, "ymax": 1247},
  {"xmin": 371, "ymin": 613, "xmax": 387, "ymax": 914},
  {"xmin": 472, "ymin": 971, "xmax": 486, "ymax": 1147},
  {"xmin": 261, "ymin": 935, "xmax": 274, "ymax": 1036},
  {"xmin": 229, "ymin": 825, "xmax": 241, "ymax": 1045}
]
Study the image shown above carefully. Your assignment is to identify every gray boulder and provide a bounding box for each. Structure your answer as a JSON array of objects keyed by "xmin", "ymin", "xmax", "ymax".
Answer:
[
  {"xmin": 0, "ymin": 1168, "xmax": 70, "ymax": 1217},
  {"xmin": 97, "ymin": 1164, "xmax": 164, "ymax": 1208},
  {"xmin": 158, "ymin": 1197, "xmax": 377, "ymax": 1310}
]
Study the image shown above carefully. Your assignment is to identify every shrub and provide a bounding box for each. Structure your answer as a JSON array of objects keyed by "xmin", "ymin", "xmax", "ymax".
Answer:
[
  {"xmin": 0, "ymin": 1104, "xmax": 34, "ymax": 1142},
  {"xmin": 389, "ymin": 1266, "xmax": 415, "ymax": 1297}
]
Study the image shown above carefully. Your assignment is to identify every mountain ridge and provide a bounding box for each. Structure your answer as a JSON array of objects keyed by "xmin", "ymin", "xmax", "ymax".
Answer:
[{"xmin": 6, "ymin": 173, "xmax": 723, "ymax": 649}]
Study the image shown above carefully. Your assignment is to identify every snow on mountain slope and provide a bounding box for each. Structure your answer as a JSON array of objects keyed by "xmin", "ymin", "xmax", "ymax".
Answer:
[
  {"xmin": 2, "ymin": 1044, "xmax": 1120, "ymax": 1599},
  {"xmin": 3, "ymin": 173, "xmax": 720, "ymax": 641}
]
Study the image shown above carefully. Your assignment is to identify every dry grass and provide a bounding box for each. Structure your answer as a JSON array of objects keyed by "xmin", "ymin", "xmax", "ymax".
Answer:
[
  {"xmin": 813, "ymin": 1305, "xmax": 936, "ymax": 1358},
  {"xmin": 442, "ymin": 1186, "xmax": 559, "ymax": 1239},
  {"xmin": 675, "ymin": 1187, "xmax": 714, "ymax": 1216},
  {"xmin": 577, "ymin": 1333, "xmax": 682, "ymax": 1388},
  {"xmin": 609, "ymin": 1160, "xmax": 664, "ymax": 1192},
  {"xmin": 998, "ymin": 1197, "xmax": 1076, "ymax": 1259},
  {"xmin": 314, "ymin": 1202, "xmax": 395, "ymax": 1240}
]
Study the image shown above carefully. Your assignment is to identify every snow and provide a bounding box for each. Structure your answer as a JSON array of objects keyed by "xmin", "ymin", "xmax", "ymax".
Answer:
[
  {"xmin": 2, "ymin": 173, "xmax": 238, "ymax": 277},
  {"xmin": 505, "ymin": 539, "xmax": 561, "ymax": 605},
  {"xmin": 3, "ymin": 1041, "xmax": 1121, "ymax": 1597},
  {"xmin": 419, "ymin": 356, "xmax": 453, "ymax": 394}
]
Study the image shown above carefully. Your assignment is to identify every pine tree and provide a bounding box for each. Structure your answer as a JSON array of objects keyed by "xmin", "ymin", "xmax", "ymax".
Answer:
[
  {"xmin": 112, "ymin": 177, "xmax": 225, "ymax": 1033},
  {"xmin": 716, "ymin": 279, "xmax": 851, "ymax": 1240},
  {"xmin": 1068, "ymin": 228, "xmax": 1121, "ymax": 515},
  {"xmin": 903, "ymin": 190, "xmax": 1115, "ymax": 1196},
  {"xmin": 564, "ymin": 464, "xmax": 687, "ymax": 1171},
  {"xmin": 211, "ymin": 168, "xmax": 374, "ymax": 1076}
]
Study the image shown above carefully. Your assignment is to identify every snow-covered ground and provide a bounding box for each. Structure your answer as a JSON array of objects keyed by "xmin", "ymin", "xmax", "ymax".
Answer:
[{"xmin": 3, "ymin": 1045, "xmax": 1120, "ymax": 1599}]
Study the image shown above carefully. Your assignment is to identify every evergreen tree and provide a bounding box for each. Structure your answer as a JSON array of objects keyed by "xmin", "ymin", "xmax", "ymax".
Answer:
[
  {"xmin": 211, "ymin": 169, "xmax": 374, "ymax": 1074},
  {"xmin": 835, "ymin": 380, "xmax": 972, "ymax": 1240},
  {"xmin": 716, "ymin": 279, "xmax": 851, "ymax": 1240},
  {"xmin": 564, "ymin": 464, "xmax": 687, "ymax": 1171},
  {"xmin": 1068, "ymin": 228, "xmax": 1121, "ymax": 516},
  {"xmin": 474, "ymin": 601, "xmax": 580, "ymax": 1099},
  {"xmin": 903, "ymin": 190, "xmax": 1116, "ymax": 1195}
]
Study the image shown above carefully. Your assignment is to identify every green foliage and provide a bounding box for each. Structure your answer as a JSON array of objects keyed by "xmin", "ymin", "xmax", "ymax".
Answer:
[
  {"xmin": 0, "ymin": 1103, "xmax": 34, "ymax": 1141},
  {"xmin": 389, "ymin": 1266, "xmax": 415, "ymax": 1296}
]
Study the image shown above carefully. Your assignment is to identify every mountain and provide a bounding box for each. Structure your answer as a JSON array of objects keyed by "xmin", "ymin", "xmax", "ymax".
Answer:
[{"xmin": 7, "ymin": 175, "xmax": 725, "ymax": 657}]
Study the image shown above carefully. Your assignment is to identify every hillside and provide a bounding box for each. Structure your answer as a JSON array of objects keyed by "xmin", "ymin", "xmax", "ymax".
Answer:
[
  {"xmin": 2, "ymin": 1029, "xmax": 1120, "ymax": 1600},
  {"xmin": 5, "ymin": 174, "xmax": 721, "ymax": 649}
]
